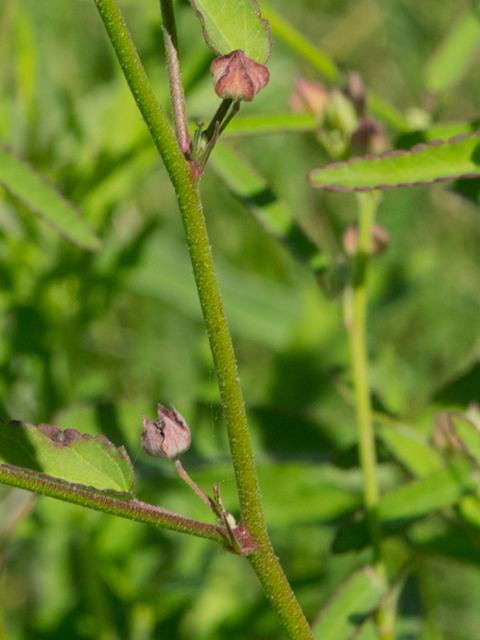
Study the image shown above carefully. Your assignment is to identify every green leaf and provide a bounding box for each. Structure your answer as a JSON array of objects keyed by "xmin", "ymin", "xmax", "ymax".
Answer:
[
  {"xmin": 313, "ymin": 567, "xmax": 388, "ymax": 640},
  {"xmin": 0, "ymin": 145, "xmax": 101, "ymax": 251},
  {"xmin": 221, "ymin": 112, "xmax": 318, "ymax": 137},
  {"xmin": 425, "ymin": 7, "xmax": 480, "ymax": 93},
  {"xmin": 309, "ymin": 132, "xmax": 480, "ymax": 191},
  {"xmin": 188, "ymin": 0, "xmax": 271, "ymax": 63},
  {"xmin": 378, "ymin": 424, "xmax": 443, "ymax": 477},
  {"xmin": 129, "ymin": 234, "xmax": 303, "ymax": 350},
  {"xmin": 333, "ymin": 460, "xmax": 477, "ymax": 552},
  {"xmin": 450, "ymin": 414, "xmax": 480, "ymax": 465},
  {"xmin": 0, "ymin": 420, "xmax": 134, "ymax": 494}
]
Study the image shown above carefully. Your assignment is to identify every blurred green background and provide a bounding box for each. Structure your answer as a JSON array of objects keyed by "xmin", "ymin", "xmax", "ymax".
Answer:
[{"xmin": 2, "ymin": 0, "xmax": 480, "ymax": 638}]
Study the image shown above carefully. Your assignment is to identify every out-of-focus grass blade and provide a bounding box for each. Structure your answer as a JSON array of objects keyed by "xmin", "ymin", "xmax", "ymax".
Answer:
[
  {"xmin": 128, "ymin": 234, "xmax": 303, "ymax": 350},
  {"xmin": 450, "ymin": 414, "xmax": 480, "ymax": 465},
  {"xmin": 258, "ymin": 0, "xmax": 408, "ymax": 131},
  {"xmin": 333, "ymin": 460, "xmax": 477, "ymax": 552},
  {"xmin": 309, "ymin": 132, "xmax": 480, "ymax": 191},
  {"xmin": 312, "ymin": 567, "xmax": 388, "ymax": 640},
  {"xmin": 396, "ymin": 120, "xmax": 480, "ymax": 149},
  {"xmin": 222, "ymin": 112, "xmax": 318, "ymax": 137},
  {"xmin": 378, "ymin": 424, "xmax": 443, "ymax": 477},
  {"xmin": 258, "ymin": 0, "xmax": 338, "ymax": 80},
  {"xmin": 210, "ymin": 141, "xmax": 327, "ymax": 271},
  {"xmin": 426, "ymin": 4, "xmax": 480, "ymax": 93},
  {"xmin": 0, "ymin": 146, "xmax": 101, "ymax": 251}
]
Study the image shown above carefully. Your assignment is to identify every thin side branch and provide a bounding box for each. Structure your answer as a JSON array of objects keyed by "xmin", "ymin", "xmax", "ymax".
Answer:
[
  {"xmin": 0, "ymin": 464, "xmax": 227, "ymax": 545},
  {"xmin": 160, "ymin": 0, "xmax": 190, "ymax": 154}
]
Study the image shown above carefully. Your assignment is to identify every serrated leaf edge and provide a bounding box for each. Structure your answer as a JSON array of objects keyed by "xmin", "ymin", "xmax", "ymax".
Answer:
[
  {"xmin": 2, "ymin": 420, "xmax": 134, "ymax": 492},
  {"xmin": 0, "ymin": 462, "xmax": 135, "ymax": 499},
  {"xmin": 308, "ymin": 130, "xmax": 480, "ymax": 192}
]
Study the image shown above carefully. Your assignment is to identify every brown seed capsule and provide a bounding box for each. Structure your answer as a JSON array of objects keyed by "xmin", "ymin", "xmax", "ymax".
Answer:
[
  {"xmin": 141, "ymin": 404, "xmax": 191, "ymax": 459},
  {"xmin": 210, "ymin": 50, "xmax": 269, "ymax": 102}
]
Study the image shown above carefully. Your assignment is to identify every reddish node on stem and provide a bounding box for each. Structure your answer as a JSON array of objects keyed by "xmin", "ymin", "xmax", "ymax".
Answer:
[{"xmin": 210, "ymin": 50, "xmax": 269, "ymax": 102}]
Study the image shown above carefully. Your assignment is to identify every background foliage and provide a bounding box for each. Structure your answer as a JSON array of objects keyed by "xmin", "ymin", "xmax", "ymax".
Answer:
[{"xmin": 2, "ymin": 0, "xmax": 480, "ymax": 638}]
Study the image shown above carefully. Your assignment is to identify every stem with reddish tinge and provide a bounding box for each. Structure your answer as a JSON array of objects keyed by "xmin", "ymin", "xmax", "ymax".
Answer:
[
  {"xmin": 0, "ymin": 464, "xmax": 227, "ymax": 545},
  {"xmin": 160, "ymin": 0, "xmax": 190, "ymax": 154},
  {"xmin": 175, "ymin": 459, "xmax": 215, "ymax": 512}
]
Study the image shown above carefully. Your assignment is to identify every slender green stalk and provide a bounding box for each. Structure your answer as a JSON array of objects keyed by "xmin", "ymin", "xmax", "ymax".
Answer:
[
  {"xmin": 204, "ymin": 98, "xmax": 233, "ymax": 141},
  {"xmin": 160, "ymin": 0, "xmax": 190, "ymax": 154},
  {"xmin": 347, "ymin": 191, "xmax": 382, "ymax": 568},
  {"xmin": 93, "ymin": 1, "xmax": 313, "ymax": 637},
  {"xmin": 0, "ymin": 464, "xmax": 226, "ymax": 545},
  {"xmin": 346, "ymin": 192, "xmax": 394, "ymax": 640}
]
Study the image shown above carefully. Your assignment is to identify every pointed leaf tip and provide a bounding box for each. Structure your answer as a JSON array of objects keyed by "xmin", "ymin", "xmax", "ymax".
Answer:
[
  {"xmin": 0, "ymin": 420, "xmax": 134, "ymax": 494},
  {"xmin": 308, "ymin": 130, "xmax": 480, "ymax": 192}
]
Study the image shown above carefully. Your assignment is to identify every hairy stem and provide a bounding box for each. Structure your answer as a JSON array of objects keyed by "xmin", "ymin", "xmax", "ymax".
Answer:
[
  {"xmin": 0, "ymin": 465, "xmax": 226, "ymax": 545},
  {"xmin": 160, "ymin": 0, "xmax": 190, "ymax": 154},
  {"xmin": 92, "ymin": 1, "xmax": 313, "ymax": 637}
]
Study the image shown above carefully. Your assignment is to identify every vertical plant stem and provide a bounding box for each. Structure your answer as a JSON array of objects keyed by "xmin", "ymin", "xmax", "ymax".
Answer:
[
  {"xmin": 348, "ymin": 191, "xmax": 382, "ymax": 567},
  {"xmin": 93, "ymin": 1, "xmax": 313, "ymax": 637},
  {"xmin": 347, "ymin": 192, "xmax": 394, "ymax": 640},
  {"xmin": 159, "ymin": 0, "xmax": 190, "ymax": 154}
]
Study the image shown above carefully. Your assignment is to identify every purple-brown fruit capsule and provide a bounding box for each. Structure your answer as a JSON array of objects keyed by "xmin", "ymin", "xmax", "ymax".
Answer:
[
  {"xmin": 141, "ymin": 404, "xmax": 191, "ymax": 459},
  {"xmin": 210, "ymin": 50, "xmax": 269, "ymax": 102}
]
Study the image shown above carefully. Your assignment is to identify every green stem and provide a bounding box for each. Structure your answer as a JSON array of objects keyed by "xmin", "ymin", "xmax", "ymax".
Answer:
[
  {"xmin": 204, "ymin": 98, "xmax": 233, "ymax": 142},
  {"xmin": 347, "ymin": 191, "xmax": 383, "ymax": 569},
  {"xmin": 347, "ymin": 193, "xmax": 394, "ymax": 640},
  {"xmin": 92, "ymin": 1, "xmax": 313, "ymax": 637},
  {"xmin": 0, "ymin": 464, "xmax": 226, "ymax": 545}
]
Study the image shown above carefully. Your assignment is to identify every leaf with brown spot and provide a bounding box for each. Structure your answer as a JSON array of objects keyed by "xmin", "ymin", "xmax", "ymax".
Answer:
[{"xmin": 0, "ymin": 420, "xmax": 134, "ymax": 495}]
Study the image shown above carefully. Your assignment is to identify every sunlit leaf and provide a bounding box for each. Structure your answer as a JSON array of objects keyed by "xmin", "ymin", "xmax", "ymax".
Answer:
[
  {"xmin": 333, "ymin": 461, "xmax": 477, "ymax": 552},
  {"xmin": 0, "ymin": 145, "xmax": 101, "ymax": 250},
  {"xmin": 309, "ymin": 132, "xmax": 480, "ymax": 191},
  {"xmin": 426, "ymin": 8, "xmax": 480, "ymax": 93},
  {"xmin": 222, "ymin": 112, "xmax": 318, "ymax": 137},
  {"xmin": 378, "ymin": 424, "xmax": 443, "ymax": 477},
  {"xmin": 313, "ymin": 567, "xmax": 388, "ymax": 640},
  {"xmin": 450, "ymin": 414, "xmax": 480, "ymax": 465},
  {"xmin": 0, "ymin": 420, "xmax": 134, "ymax": 494},
  {"xmin": 188, "ymin": 0, "xmax": 272, "ymax": 63}
]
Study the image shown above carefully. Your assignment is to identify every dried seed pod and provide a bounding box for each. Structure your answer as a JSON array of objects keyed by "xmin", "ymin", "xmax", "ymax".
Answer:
[
  {"xmin": 211, "ymin": 50, "xmax": 269, "ymax": 102},
  {"xmin": 141, "ymin": 404, "xmax": 191, "ymax": 459}
]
